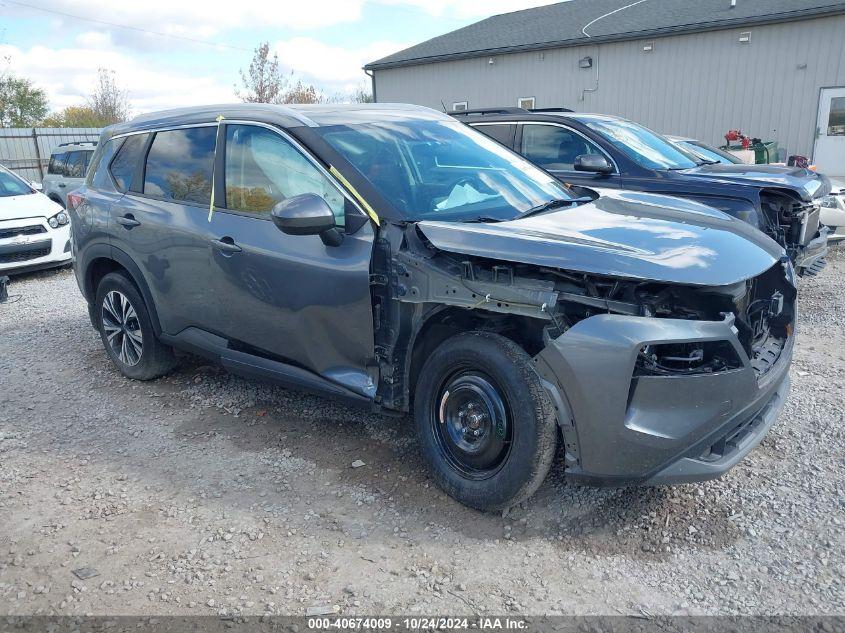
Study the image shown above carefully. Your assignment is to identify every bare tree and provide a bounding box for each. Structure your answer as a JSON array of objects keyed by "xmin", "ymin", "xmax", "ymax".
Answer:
[
  {"xmin": 281, "ymin": 80, "xmax": 322, "ymax": 104},
  {"xmin": 87, "ymin": 68, "xmax": 130, "ymax": 124},
  {"xmin": 236, "ymin": 42, "xmax": 290, "ymax": 104}
]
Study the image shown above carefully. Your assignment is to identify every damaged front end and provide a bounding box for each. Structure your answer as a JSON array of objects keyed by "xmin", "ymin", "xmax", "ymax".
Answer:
[
  {"xmin": 372, "ymin": 210, "xmax": 795, "ymax": 486},
  {"xmin": 760, "ymin": 192, "xmax": 828, "ymax": 276}
]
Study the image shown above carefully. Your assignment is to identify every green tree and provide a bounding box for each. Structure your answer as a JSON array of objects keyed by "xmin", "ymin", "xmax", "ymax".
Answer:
[
  {"xmin": 41, "ymin": 105, "xmax": 110, "ymax": 128},
  {"xmin": 0, "ymin": 74, "xmax": 49, "ymax": 127}
]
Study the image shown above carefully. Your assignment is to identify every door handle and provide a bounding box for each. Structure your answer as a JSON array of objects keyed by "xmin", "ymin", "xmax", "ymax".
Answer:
[
  {"xmin": 211, "ymin": 237, "xmax": 242, "ymax": 253},
  {"xmin": 116, "ymin": 215, "xmax": 141, "ymax": 228},
  {"xmin": 58, "ymin": 183, "xmax": 66, "ymax": 188}
]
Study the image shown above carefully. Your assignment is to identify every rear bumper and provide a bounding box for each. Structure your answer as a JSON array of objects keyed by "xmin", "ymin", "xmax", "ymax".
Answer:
[
  {"xmin": 534, "ymin": 311, "xmax": 792, "ymax": 486},
  {"xmin": 0, "ymin": 217, "xmax": 71, "ymax": 275}
]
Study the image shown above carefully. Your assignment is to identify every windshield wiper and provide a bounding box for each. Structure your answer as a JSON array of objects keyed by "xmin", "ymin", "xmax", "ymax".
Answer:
[
  {"xmin": 462, "ymin": 216, "xmax": 505, "ymax": 223},
  {"xmin": 521, "ymin": 196, "xmax": 592, "ymax": 219},
  {"xmin": 695, "ymin": 159, "xmax": 720, "ymax": 166}
]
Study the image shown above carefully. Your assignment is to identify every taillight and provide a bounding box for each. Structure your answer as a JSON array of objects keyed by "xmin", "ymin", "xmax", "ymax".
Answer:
[{"xmin": 66, "ymin": 191, "xmax": 84, "ymax": 210}]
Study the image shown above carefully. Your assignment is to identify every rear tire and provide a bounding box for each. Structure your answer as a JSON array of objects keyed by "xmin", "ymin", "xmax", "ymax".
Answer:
[
  {"xmin": 94, "ymin": 271, "xmax": 176, "ymax": 380},
  {"xmin": 413, "ymin": 331, "xmax": 557, "ymax": 511}
]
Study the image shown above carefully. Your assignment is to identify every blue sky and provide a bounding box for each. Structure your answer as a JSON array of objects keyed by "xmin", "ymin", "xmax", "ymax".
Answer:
[{"xmin": 0, "ymin": 0, "xmax": 556, "ymax": 114}]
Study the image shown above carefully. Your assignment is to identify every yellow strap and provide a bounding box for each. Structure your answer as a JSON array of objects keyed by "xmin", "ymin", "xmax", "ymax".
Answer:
[
  {"xmin": 329, "ymin": 165, "xmax": 380, "ymax": 226},
  {"xmin": 208, "ymin": 115, "xmax": 225, "ymax": 222}
]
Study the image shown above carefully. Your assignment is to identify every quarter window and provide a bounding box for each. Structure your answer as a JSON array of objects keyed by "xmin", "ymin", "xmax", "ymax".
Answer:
[
  {"xmin": 144, "ymin": 127, "xmax": 216, "ymax": 205},
  {"xmin": 224, "ymin": 124, "xmax": 345, "ymax": 227},
  {"xmin": 521, "ymin": 124, "xmax": 606, "ymax": 171},
  {"xmin": 109, "ymin": 134, "xmax": 147, "ymax": 192},
  {"xmin": 48, "ymin": 152, "xmax": 68, "ymax": 176}
]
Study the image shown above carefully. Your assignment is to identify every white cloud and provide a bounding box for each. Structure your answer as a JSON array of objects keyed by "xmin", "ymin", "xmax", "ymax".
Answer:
[
  {"xmin": 6, "ymin": 0, "xmax": 366, "ymax": 38},
  {"xmin": 0, "ymin": 44, "xmax": 234, "ymax": 114},
  {"xmin": 273, "ymin": 38, "xmax": 409, "ymax": 94}
]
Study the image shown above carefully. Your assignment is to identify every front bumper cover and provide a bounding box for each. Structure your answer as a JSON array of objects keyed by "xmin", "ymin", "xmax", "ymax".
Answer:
[{"xmin": 534, "ymin": 312, "xmax": 792, "ymax": 486}]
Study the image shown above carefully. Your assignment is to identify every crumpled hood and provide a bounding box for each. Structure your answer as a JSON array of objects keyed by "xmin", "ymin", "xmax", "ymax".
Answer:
[
  {"xmin": 681, "ymin": 164, "xmax": 829, "ymax": 201},
  {"xmin": 0, "ymin": 191, "xmax": 63, "ymax": 222},
  {"xmin": 418, "ymin": 189, "xmax": 784, "ymax": 287}
]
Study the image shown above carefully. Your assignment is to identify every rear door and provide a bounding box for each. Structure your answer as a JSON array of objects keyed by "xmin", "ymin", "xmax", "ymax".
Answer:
[
  {"xmin": 42, "ymin": 152, "xmax": 68, "ymax": 205},
  {"xmin": 62, "ymin": 150, "xmax": 90, "ymax": 204},
  {"xmin": 110, "ymin": 125, "xmax": 226, "ymax": 336},
  {"xmin": 517, "ymin": 122, "xmax": 623, "ymax": 189},
  {"xmin": 208, "ymin": 122, "xmax": 376, "ymax": 396}
]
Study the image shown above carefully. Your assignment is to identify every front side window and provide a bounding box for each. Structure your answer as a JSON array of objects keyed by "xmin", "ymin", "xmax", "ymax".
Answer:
[
  {"xmin": 521, "ymin": 124, "xmax": 606, "ymax": 171},
  {"xmin": 144, "ymin": 127, "xmax": 216, "ymax": 204},
  {"xmin": 583, "ymin": 118, "xmax": 700, "ymax": 170},
  {"xmin": 0, "ymin": 168, "xmax": 33, "ymax": 197},
  {"xmin": 317, "ymin": 119, "xmax": 574, "ymax": 222},
  {"xmin": 224, "ymin": 124, "xmax": 345, "ymax": 226},
  {"xmin": 48, "ymin": 152, "xmax": 67, "ymax": 175},
  {"xmin": 109, "ymin": 134, "xmax": 147, "ymax": 192}
]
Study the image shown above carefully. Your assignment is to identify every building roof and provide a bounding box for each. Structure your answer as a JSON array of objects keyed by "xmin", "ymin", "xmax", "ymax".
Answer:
[{"xmin": 366, "ymin": 0, "xmax": 845, "ymax": 70}]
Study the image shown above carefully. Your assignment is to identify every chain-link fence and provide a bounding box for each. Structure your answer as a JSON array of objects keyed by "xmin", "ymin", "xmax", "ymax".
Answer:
[{"xmin": 0, "ymin": 127, "xmax": 102, "ymax": 183}]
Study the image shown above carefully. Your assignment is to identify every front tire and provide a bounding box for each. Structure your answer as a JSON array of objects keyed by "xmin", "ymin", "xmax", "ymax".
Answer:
[
  {"xmin": 94, "ymin": 272, "xmax": 176, "ymax": 380},
  {"xmin": 413, "ymin": 332, "xmax": 557, "ymax": 511}
]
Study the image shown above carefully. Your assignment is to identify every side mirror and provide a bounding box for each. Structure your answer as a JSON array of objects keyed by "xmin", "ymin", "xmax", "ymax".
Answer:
[
  {"xmin": 574, "ymin": 154, "xmax": 613, "ymax": 174},
  {"xmin": 30, "ymin": 181, "xmax": 43, "ymax": 191},
  {"xmin": 271, "ymin": 193, "xmax": 343, "ymax": 246}
]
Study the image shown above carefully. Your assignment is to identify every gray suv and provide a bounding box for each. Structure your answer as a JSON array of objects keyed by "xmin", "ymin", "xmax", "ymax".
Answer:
[
  {"xmin": 42, "ymin": 141, "xmax": 97, "ymax": 207},
  {"xmin": 68, "ymin": 104, "xmax": 795, "ymax": 511}
]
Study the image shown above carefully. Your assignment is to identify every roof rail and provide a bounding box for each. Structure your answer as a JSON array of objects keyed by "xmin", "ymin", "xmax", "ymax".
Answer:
[
  {"xmin": 449, "ymin": 107, "xmax": 529, "ymax": 116},
  {"xmin": 56, "ymin": 140, "xmax": 98, "ymax": 148},
  {"xmin": 529, "ymin": 107, "xmax": 575, "ymax": 113}
]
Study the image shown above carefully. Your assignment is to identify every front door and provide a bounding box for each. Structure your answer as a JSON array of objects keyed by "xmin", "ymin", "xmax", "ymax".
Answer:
[
  {"xmin": 208, "ymin": 122, "xmax": 376, "ymax": 396},
  {"xmin": 517, "ymin": 122, "xmax": 623, "ymax": 189},
  {"xmin": 814, "ymin": 87, "xmax": 845, "ymax": 177}
]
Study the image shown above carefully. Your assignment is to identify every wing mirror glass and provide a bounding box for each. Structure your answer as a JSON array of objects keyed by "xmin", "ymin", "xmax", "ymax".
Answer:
[
  {"xmin": 574, "ymin": 154, "xmax": 613, "ymax": 174},
  {"xmin": 270, "ymin": 193, "xmax": 343, "ymax": 246}
]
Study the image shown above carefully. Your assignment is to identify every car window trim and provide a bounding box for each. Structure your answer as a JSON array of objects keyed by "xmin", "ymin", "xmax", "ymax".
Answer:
[
  {"xmin": 518, "ymin": 121, "xmax": 620, "ymax": 175},
  {"xmin": 213, "ymin": 120, "xmax": 367, "ymax": 226}
]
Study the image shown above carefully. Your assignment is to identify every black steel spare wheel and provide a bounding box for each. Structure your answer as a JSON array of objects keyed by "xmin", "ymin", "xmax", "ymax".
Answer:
[
  {"xmin": 433, "ymin": 371, "xmax": 512, "ymax": 478},
  {"xmin": 101, "ymin": 290, "xmax": 143, "ymax": 366}
]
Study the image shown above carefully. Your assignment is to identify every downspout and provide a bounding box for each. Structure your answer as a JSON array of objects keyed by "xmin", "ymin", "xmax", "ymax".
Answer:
[{"xmin": 365, "ymin": 69, "xmax": 377, "ymax": 103}]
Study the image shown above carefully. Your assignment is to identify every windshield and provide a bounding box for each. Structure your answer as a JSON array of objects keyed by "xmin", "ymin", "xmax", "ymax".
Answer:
[
  {"xmin": 674, "ymin": 139, "xmax": 743, "ymax": 165},
  {"xmin": 583, "ymin": 118, "xmax": 701, "ymax": 170},
  {"xmin": 316, "ymin": 119, "xmax": 575, "ymax": 221},
  {"xmin": 0, "ymin": 169, "xmax": 34, "ymax": 197}
]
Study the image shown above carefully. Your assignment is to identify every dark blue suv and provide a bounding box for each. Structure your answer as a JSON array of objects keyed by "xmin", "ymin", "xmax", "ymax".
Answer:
[
  {"xmin": 68, "ymin": 103, "xmax": 795, "ymax": 511},
  {"xmin": 462, "ymin": 108, "xmax": 830, "ymax": 276}
]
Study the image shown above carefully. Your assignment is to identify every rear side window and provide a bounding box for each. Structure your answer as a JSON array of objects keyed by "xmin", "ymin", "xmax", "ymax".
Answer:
[
  {"xmin": 471, "ymin": 124, "xmax": 516, "ymax": 148},
  {"xmin": 65, "ymin": 151, "xmax": 88, "ymax": 178},
  {"xmin": 223, "ymin": 124, "xmax": 345, "ymax": 226},
  {"xmin": 48, "ymin": 152, "xmax": 68, "ymax": 175},
  {"xmin": 144, "ymin": 127, "xmax": 216, "ymax": 205},
  {"xmin": 109, "ymin": 134, "xmax": 147, "ymax": 192}
]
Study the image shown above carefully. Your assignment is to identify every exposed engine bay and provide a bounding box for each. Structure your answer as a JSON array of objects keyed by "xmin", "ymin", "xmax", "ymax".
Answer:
[
  {"xmin": 371, "ymin": 223, "xmax": 796, "ymax": 410},
  {"xmin": 760, "ymin": 192, "xmax": 822, "ymax": 257}
]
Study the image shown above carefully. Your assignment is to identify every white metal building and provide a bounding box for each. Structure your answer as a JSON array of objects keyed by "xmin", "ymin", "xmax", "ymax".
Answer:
[{"xmin": 365, "ymin": 0, "xmax": 845, "ymax": 176}]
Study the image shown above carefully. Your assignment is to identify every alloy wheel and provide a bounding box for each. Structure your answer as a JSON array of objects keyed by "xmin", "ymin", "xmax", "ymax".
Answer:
[{"xmin": 101, "ymin": 290, "xmax": 143, "ymax": 366}]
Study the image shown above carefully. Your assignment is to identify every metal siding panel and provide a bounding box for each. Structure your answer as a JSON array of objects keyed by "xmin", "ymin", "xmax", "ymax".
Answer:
[{"xmin": 375, "ymin": 15, "xmax": 845, "ymax": 158}]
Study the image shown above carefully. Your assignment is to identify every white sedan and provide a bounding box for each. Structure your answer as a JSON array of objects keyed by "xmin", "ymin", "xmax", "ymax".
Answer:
[
  {"xmin": 0, "ymin": 164, "xmax": 72, "ymax": 275},
  {"xmin": 820, "ymin": 179, "xmax": 845, "ymax": 242}
]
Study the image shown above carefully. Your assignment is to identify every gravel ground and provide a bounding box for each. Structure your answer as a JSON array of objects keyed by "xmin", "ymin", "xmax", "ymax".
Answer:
[{"xmin": 1, "ymin": 247, "xmax": 843, "ymax": 617}]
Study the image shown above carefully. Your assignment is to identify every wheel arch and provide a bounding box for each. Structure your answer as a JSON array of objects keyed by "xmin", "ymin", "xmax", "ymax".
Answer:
[{"xmin": 84, "ymin": 248, "xmax": 163, "ymax": 335}]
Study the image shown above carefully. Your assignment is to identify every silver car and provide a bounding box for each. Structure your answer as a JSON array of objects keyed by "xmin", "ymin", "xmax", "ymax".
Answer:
[{"xmin": 41, "ymin": 141, "xmax": 97, "ymax": 208}]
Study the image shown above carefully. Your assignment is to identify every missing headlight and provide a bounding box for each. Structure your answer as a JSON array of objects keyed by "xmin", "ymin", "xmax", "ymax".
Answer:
[{"xmin": 636, "ymin": 341, "xmax": 742, "ymax": 376}]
